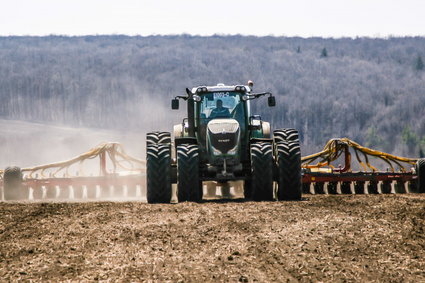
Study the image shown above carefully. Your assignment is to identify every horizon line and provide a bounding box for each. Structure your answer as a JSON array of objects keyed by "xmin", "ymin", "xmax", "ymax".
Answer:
[{"xmin": 1, "ymin": 33, "xmax": 425, "ymax": 40}]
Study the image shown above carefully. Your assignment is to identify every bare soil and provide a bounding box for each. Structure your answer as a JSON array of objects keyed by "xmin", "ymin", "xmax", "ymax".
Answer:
[{"xmin": 1, "ymin": 195, "xmax": 424, "ymax": 282}]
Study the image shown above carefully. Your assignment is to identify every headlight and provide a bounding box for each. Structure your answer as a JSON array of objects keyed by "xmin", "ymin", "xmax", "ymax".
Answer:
[
  {"xmin": 193, "ymin": 94, "xmax": 201, "ymax": 102},
  {"xmin": 235, "ymin": 86, "xmax": 246, "ymax": 92},
  {"xmin": 212, "ymin": 146, "xmax": 222, "ymax": 156},
  {"xmin": 227, "ymin": 144, "xmax": 238, "ymax": 155},
  {"xmin": 242, "ymin": 95, "xmax": 249, "ymax": 101},
  {"xmin": 197, "ymin": 87, "xmax": 208, "ymax": 93}
]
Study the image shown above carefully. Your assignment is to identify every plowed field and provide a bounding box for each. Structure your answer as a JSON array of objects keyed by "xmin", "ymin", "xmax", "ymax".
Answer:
[{"xmin": 1, "ymin": 195, "xmax": 424, "ymax": 282}]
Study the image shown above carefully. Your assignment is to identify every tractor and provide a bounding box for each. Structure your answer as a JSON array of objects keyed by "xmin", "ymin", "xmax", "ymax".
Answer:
[{"xmin": 145, "ymin": 82, "xmax": 302, "ymax": 203}]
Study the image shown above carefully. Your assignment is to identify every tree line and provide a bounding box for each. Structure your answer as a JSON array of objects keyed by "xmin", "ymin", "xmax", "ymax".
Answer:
[{"xmin": 0, "ymin": 35, "xmax": 424, "ymax": 157}]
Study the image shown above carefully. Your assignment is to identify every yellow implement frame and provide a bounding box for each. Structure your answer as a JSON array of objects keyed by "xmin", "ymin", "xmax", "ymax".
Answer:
[
  {"xmin": 302, "ymin": 138, "xmax": 418, "ymax": 173},
  {"xmin": 4, "ymin": 142, "xmax": 145, "ymax": 179}
]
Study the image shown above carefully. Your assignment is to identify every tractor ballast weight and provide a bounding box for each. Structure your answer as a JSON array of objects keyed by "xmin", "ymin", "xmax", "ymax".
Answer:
[{"xmin": 146, "ymin": 83, "xmax": 302, "ymax": 203}]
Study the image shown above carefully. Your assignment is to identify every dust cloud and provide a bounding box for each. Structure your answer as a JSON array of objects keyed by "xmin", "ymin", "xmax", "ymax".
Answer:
[{"xmin": 0, "ymin": 92, "xmax": 183, "ymax": 171}]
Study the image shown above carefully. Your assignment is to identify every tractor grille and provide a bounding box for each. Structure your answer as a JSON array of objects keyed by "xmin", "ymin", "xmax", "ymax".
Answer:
[
  {"xmin": 207, "ymin": 119, "xmax": 240, "ymax": 154},
  {"xmin": 207, "ymin": 119, "xmax": 239, "ymax": 134}
]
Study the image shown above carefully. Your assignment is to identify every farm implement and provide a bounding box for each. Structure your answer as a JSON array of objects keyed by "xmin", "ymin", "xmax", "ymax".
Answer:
[
  {"xmin": 0, "ymin": 143, "xmax": 146, "ymax": 201},
  {"xmin": 1, "ymin": 82, "xmax": 424, "ymax": 202},
  {"xmin": 301, "ymin": 138, "xmax": 423, "ymax": 194}
]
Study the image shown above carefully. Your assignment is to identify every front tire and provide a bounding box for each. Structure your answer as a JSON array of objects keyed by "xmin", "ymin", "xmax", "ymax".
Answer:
[
  {"xmin": 177, "ymin": 144, "xmax": 202, "ymax": 202},
  {"xmin": 146, "ymin": 144, "xmax": 172, "ymax": 203},
  {"xmin": 250, "ymin": 142, "xmax": 274, "ymax": 201}
]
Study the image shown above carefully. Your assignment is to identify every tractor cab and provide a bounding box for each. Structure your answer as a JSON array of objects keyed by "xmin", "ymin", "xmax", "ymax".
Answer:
[{"xmin": 194, "ymin": 87, "xmax": 250, "ymax": 166}]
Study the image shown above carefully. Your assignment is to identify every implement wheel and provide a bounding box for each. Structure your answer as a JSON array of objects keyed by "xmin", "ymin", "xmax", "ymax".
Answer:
[
  {"xmin": 177, "ymin": 144, "xmax": 202, "ymax": 202},
  {"xmin": 276, "ymin": 140, "xmax": 302, "ymax": 200},
  {"xmin": 3, "ymin": 166, "xmax": 26, "ymax": 200},
  {"xmin": 146, "ymin": 143, "xmax": 172, "ymax": 203},
  {"xmin": 417, "ymin": 159, "xmax": 425, "ymax": 193},
  {"xmin": 250, "ymin": 142, "xmax": 274, "ymax": 201}
]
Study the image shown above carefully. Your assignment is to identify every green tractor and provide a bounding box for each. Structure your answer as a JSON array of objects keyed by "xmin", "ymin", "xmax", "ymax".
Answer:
[{"xmin": 146, "ymin": 82, "xmax": 302, "ymax": 203}]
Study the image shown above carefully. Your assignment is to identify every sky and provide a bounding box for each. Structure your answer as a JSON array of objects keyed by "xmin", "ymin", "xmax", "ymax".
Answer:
[{"xmin": 0, "ymin": 0, "xmax": 424, "ymax": 37}]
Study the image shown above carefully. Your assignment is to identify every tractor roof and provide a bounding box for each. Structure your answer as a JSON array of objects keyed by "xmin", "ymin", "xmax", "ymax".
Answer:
[{"xmin": 191, "ymin": 83, "xmax": 252, "ymax": 94}]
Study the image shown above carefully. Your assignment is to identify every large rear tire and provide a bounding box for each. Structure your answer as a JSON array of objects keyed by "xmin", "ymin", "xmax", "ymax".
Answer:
[
  {"xmin": 276, "ymin": 140, "xmax": 302, "ymax": 200},
  {"xmin": 250, "ymin": 142, "xmax": 274, "ymax": 201},
  {"xmin": 146, "ymin": 132, "xmax": 171, "ymax": 146},
  {"xmin": 416, "ymin": 159, "xmax": 425, "ymax": 193},
  {"xmin": 177, "ymin": 144, "xmax": 202, "ymax": 202},
  {"xmin": 146, "ymin": 144, "xmax": 172, "ymax": 203},
  {"xmin": 273, "ymin": 128, "xmax": 299, "ymax": 143},
  {"xmin": 3, "ymin": 166, "xmax": 26, "ymax": 200}
]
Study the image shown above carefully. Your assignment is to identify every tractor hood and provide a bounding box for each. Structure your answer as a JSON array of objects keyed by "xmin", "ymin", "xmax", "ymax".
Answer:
[{"xmin": 207, "ymin": 119, "xmax": 240, "ymax": 156}]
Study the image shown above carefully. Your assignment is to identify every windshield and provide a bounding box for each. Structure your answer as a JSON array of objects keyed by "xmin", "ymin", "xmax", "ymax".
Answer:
[{"xmin": 199, "ymin": 91, "xmax": 243, "ymax": 119}]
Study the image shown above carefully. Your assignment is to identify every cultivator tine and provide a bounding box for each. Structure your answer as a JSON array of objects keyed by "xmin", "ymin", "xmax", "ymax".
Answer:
[
  {"xmin": 28, "ymin": 187, "xmax": 34, "ymax": 200},
  {"xmin": 390, "ymin": 181, "xmax": 397, "ymax": 194},
  {"xmin": 323, "ymin": 182, "xmax": 329, "ymax": 194},
  {"xmin": 335, "ymin": 182, "xmax": 341, "ymax": 194},
  {"xmin": 309, "ymin": 183, "xmax": 315, "ymax": 194},
  {"xmin": 81, "ymin": 185, "xmax": 88, "ymax": 199},
  {"xmin": 404, "ymin": 182, "xmax": 411, "ymax": 193},
  {"xmin": 136, "ymin": 185, "xmax": 142, "ymax": 198},
  {"xmin": 84, "ymin": 185, "xmax": 94, "ymax": 199},
  {"xmin": 363, "ymin": 181, "xmax": 369, "ymax": 194},
  {"xmin": 69, "ymin": 186, "xmax": 75, "ymax": 199},
  {"xmin": 377, "ymin": 181, "xmax": 383, "ymax": 194}
]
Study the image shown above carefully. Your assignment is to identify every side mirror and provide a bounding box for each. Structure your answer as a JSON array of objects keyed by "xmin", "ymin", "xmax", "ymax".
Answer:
[
  {"xmin": 268, "ymin": 96, "xmax": 276, "ymax": 107},
  {"xmin": 171, "ymin": 99, "xmax": 179, "ymax": 110}
]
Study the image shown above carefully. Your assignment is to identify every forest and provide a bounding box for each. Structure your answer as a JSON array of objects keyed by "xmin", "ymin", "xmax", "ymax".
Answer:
[{"xmin": 0, "ymin": 35, "xmax": 424, "ymax": 156}]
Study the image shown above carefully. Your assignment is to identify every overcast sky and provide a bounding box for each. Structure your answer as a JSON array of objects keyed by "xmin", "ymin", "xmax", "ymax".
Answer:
[{"xmin": 0, "ymin": 0, "xmax": 424, "ymax": 37}]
